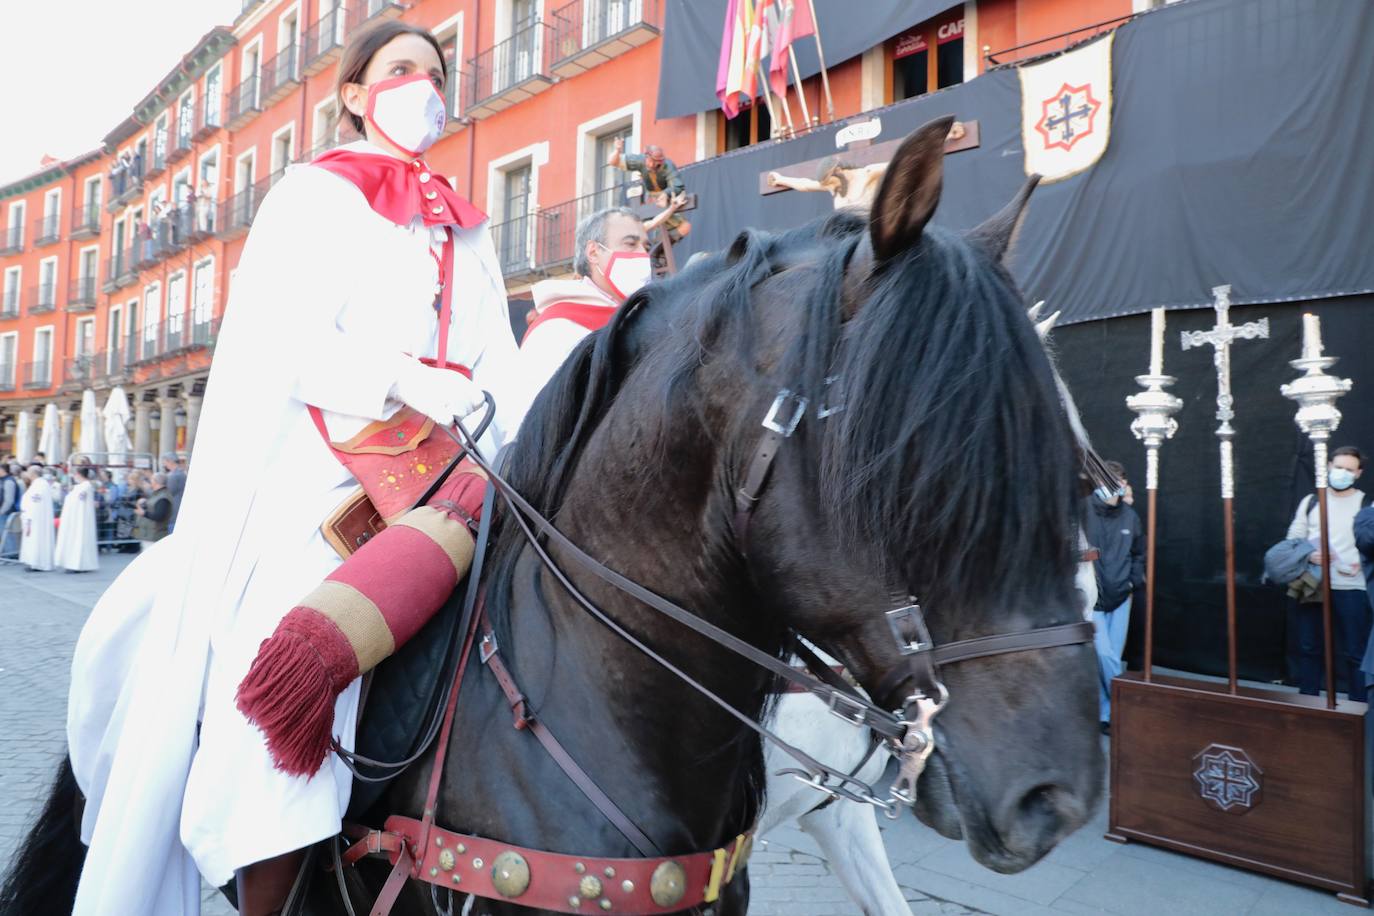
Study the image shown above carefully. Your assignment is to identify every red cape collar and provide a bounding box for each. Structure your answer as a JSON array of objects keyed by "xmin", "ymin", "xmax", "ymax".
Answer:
[
  {"xmin": 312, "ymin": 148, "xmax": 486, "ymax": 229},
  {"xmin": 522, "ymin": 299, "xmax": 619, "ymax": 344}
]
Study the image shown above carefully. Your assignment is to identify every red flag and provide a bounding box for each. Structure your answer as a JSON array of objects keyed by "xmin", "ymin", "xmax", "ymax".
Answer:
[{"xmin": 768, "ymin": 0, "xmax": 816, "ymax": 98}]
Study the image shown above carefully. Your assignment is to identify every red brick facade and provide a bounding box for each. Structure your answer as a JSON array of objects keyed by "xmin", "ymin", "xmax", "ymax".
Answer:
[{"xmin": 0, "ymin": 0, "xmax": 1135, "ymax": 458}]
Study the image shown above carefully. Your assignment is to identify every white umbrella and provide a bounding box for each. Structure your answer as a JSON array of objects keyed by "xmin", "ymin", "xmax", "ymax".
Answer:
[
  {"xmin": 14, "ymin": 411, "xmax": 35, "ymax": 464},
  {"xmin": 103, "ymin": 386, "xmax": 134, "ymax": 472},
  {"xmin": 79, "ymin": 389, "xmax": 105, "ymax": 457},
  {"xmin": 38, "ymin": 403, "xmax": 62, "ymax": 463}
]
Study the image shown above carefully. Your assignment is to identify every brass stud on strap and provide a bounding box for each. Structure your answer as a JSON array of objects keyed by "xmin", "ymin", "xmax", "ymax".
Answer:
[
  {"xmin": 438, "ymin": 849, "xmax": 456, "ymax": 871},
  {"xmin": 428, "ymin": 866, "xmax": 439, "ymax": 877},
  {"xmin": 621, "ymin": 880, "xmax": 634, "ymax": 894},
  {"xmin": 435, "ymin": 836, "xmax": 445, "ymax": 847},
  {"xmin": 457, "ymin": 843, "xmax": 467, "ymax": 854},
  {"xmin": 649, "ymin": 861, "xmax": 686, "ymax": 907},
  {"xmin": 574, "ymin": 862, "xmax": 586, "ymax": 874},
  {"xmin": 599, "ymin": 900, "xmax": 612, "ymax": 911},
  {"xmin": 569, "ymin": 897, "xmax": 582, "ymax": 908},
  {"xmin": 579, "ymin": 875, "xmax": 603, "ymax": 899},
  {"xmin": 491, "ymin": 850, "xmax": 530, "ymax": 898},
  {"xmin": 603, "ymin": 866, "xmax": 615, "ymax": 878},
  {"xmin": 451, "ymin": 874, "xmax": 462, "ymax": 885}
]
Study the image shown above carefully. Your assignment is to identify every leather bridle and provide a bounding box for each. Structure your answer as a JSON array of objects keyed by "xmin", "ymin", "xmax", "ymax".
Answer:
[{"xmin": 445, "ymin": 387, "xmax": 1093, "ymax": 820}]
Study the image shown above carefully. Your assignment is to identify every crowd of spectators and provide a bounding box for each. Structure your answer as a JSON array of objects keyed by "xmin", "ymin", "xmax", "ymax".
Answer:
[{"xmin": 0, "ymin": 452, "xmax": 184, "ymax": 559}]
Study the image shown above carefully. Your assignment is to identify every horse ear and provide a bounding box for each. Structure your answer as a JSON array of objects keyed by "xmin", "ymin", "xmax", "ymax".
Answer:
[
  {"xmin": 968, "ymin": 174, "xmax": 1041, "ymax": 266},
  {"xmin": 868, "ymin": 116, "xmax": 955, "ymax": 263}
]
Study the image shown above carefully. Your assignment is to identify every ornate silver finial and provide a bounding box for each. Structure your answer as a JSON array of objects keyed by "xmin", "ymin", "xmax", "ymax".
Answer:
[
  {"xmin": 1280, "ymin": 313, "xmax": 1352, "ymax": 487},
  {"xmin": 1126, "ymin": 307, "xmax": 1183, "ymax": 490},
  {"xmin": 1179, "ymin": 285, "xmax": 1268, "ymax": 499}
]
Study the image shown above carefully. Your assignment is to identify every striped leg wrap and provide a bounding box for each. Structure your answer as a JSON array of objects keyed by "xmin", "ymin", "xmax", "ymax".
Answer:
[{"xmin": 237, "ymin": 465, "xmax": 485, "ymax": 776}]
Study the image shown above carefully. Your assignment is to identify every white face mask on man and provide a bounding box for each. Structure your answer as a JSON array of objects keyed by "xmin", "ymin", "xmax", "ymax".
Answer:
[
  {"xmin": 594, "ymin": 244, "xmax": 653, "ymax": 302},
  {"xmin": 363, "ymin": 74, "xmax": 448, "ymax": 157}
]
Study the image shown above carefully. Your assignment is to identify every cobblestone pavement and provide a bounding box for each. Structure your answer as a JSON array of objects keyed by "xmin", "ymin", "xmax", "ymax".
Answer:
[{"xmin": 0, "ymin": 555, "xmax": 1350, "ymax": 915}]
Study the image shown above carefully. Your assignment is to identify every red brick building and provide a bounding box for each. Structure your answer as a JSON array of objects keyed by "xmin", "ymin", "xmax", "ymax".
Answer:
[{"xmin": 0, "ymin": 0, "xmax": 1154, "ymax": 459}]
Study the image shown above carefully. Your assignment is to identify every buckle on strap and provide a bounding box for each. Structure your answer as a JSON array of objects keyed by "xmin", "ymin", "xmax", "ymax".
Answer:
[
  {"xmin": 886, "ymin": 603, "xmax": 933, "ymax": 656},
  {"xmin": 762, "ymin": 389, "xmax": 807, "ymax": 436},
  {"xmin": 826, "ymin": 690, "xmax": 870, "ymax": 726},
  {"xmin": 479, "ymin": 631, "xmax": 498, "ymax": 664}
]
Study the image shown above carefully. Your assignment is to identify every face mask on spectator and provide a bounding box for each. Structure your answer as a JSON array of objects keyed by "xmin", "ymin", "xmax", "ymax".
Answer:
[{"xmin": 1329, "ymin": 467, "xmax": 1356, "ymax": 491}]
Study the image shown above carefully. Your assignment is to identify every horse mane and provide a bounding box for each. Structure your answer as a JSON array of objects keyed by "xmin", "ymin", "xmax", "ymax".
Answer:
[
  {"xmin": 809, "ymin": 225, "xmax": 1081, "ymax": 610},
  {"xmin": 494, "ymin": 207, "xmax": 1078, "ymax": 622}
]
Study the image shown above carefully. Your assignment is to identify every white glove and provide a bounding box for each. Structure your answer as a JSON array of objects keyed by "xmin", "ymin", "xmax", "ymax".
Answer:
[{"xmin": 391, "ymin": 356, "xmax": 485, "ymax": 427}]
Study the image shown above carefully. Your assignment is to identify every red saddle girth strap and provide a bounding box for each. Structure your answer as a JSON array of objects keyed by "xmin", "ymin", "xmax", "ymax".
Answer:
[{"xmin": 343, "ymin": 603, "xmax": 753, "ymax": 914}]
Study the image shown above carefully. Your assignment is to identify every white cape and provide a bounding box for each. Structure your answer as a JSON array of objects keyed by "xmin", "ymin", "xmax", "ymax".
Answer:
[
  {"xmin": 19, "ymin": 476, "xmax": 55, "ymax": 571},
  {"xmin": 67, "ymin": 147, "xmax": 528, "ymax": 914},
  {"xmin": 55, "ymin": 479, "xmax": 99, "ymax": 572}
]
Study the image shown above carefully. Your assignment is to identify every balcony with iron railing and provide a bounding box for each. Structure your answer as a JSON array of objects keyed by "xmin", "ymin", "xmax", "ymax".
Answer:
[
  {"xmin": 217, "ymin": 177, "xmax": 272, "ymax": 241},
  {"xmin": 170, "ymin": 115, "xmax": 194, "ymax": 163},
  {"xmin": 1, "ymin": 285, "xmax": 21, "ymax": 319},
  {"xmin": 347, "ymin": 0, "xmax": 403, "ymax": 33},
  {"xmin": 548, "ymin": 0, "xmax": 659, "ymax": 78},
  {"xmin": 227, "ymin": 74, "xmax": 261, "ymax": 131},
  {"xmin": 28, "ymin": 283, "xmax": 57, "ymax": 315},
  {"xmin": 23, "ymin": 360, "xmax": 52, "ymax": 390},
  {"xmin": 146, "ymin": 132, "xmax": 169, "ymax": 179},
  {"xmin": 491, "ymin": 211, "xmax": 536, "ymax": 277},
  {"xmin": 0, "ymin": 223, "xmax": 23, "ymax": 255},
  {"xmin": 71, "ymin": 203, "xmax": 101, "ymax": 239},
  {"xmin": 465, "ymin": 19, "xmax": 554, "ymax": 120},
  {"xmin": 196, "ymin": 92, "xmax": 224, "ymax": 140},
  {"xmin": 304, "ymin": 7, "xmax": 346, "ymax": 75},
  {"xmin": 260, "ymin": 44, "xmax": 300, "ymax": 108},
  {"xmin": 107, "ymin": 162, "xmax": 145, "ymax": 212},
  {"xmin": 0, "ymin": 366, "xmax": 15, "ymax": 392},
  {"xmin": 34, "ymin": 213, "xmax": 61, "ymax": 247},
  {"xmin": 103, "ymin": 250, "xmax": 137, "ymax": 293},
  {"xmin": 188, "ymin": 315, "xmax": 223, "ymax": 349},
  {"xmin": 69, "ymin": 276, "xmax": 98, "ymax": 310}
]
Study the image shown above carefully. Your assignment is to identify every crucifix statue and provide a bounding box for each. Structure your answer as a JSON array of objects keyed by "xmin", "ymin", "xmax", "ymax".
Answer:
[{"xmin": 1180, "ymin": 284, "xmax": 1269, "ymax": 693}]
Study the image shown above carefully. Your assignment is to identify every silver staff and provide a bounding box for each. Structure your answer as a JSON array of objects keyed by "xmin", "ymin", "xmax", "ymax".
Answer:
[
  {"xmin": 1280, "ymin": 313, "xmax": 1352, "ymax": 709},
  {"xmin": 1126, "ymin": 307, "xmax": 1183, "ymax": 681},
  {"xmin": 1180, "ymin": 284, "xmax": 1268, "ymax": 694}
]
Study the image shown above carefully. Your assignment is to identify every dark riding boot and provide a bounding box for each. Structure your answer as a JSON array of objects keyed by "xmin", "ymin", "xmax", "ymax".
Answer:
[{"xmin": 234, "ymin": 849, "xmax": 306, "ymax": 916}]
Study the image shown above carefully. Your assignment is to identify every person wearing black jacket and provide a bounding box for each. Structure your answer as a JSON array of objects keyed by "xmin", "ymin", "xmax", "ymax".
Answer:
[{"xmin": 1083, "ymin": 460, "xmax": 1146, "ymax": 734}]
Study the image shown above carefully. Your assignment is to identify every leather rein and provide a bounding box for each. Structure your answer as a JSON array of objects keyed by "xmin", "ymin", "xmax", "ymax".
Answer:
[
  {"xmin": 338, "ymin": 390, "xmax": 1093, "ymax": 914},
  {"xmin": 449, "ymin": 389, "xmax": 1091, "ymax": 817}
]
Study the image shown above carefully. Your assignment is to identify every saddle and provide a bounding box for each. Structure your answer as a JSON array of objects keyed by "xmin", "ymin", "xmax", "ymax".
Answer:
[{"xmin": 346, "ymin": 582, "xmax": 468, "ymax": 818}]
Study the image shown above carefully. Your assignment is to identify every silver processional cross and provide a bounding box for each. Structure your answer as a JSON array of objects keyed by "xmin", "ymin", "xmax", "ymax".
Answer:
[{"xmin": 1180, "ymin": 285, "xmax": 1269, "ymax": 499}]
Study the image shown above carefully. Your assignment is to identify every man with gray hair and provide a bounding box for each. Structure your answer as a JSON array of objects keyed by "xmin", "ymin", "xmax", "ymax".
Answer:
[{"xmin": 520, "ymin": 206, "xmax": 652, "ymax": 395}]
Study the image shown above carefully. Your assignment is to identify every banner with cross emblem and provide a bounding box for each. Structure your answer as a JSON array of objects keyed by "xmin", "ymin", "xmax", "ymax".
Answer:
[{"xmin": 1019, "ymin": 31, "xmax": 1115, "ymax": 183}]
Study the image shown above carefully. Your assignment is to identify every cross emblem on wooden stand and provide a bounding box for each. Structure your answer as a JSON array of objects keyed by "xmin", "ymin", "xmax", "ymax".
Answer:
[
  {"xmin": 1179, "ymin": 283, "xmax": 1268, "ymax": 694},
  {"xmin": 1180, "ymin": 284, "xmax": 1269, "ymax": 497}
]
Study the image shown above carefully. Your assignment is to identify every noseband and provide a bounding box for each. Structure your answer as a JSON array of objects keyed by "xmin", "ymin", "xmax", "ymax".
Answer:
[{"xmin": 732, "ymin": 389, "xmax": 1094, "ymax": 814}]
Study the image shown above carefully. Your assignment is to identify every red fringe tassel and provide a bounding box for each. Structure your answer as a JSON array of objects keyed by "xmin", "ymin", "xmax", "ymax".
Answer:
[{"xmin": 235, "ymin": 608, "xmax": 357, "ymax": 777}]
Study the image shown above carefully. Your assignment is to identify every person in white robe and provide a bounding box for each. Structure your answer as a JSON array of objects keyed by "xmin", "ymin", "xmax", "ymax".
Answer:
[
  {"xmin": 55, "ymin": 467, "xmax": 100, "ymax": 572},
  {"xmin": 521, "ymin": 206, "xmax": 652, "ymax": 393},
  {"xmin": 18, "ymin": 467, "xmax": 55, "ymax": 572},
  {"xmin": 65, "ymin": 22, "xmax": 532, "ymax": 916}
]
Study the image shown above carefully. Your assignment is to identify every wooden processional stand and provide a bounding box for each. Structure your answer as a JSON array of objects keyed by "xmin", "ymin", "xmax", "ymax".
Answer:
[{"xmin": 1108, "ymin": 287, "xmax": 1369, "ymax": 906}]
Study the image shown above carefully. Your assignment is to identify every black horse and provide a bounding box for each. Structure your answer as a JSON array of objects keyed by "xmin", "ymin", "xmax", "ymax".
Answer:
[{"xmin": 1, "ymin": 118, "xmax": 1102, "ymax": 915}]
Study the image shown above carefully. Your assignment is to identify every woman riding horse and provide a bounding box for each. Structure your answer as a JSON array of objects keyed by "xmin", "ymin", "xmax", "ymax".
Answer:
[
  {"xmin": 3, "ymin": 118, "xmax": 1104, "ymax": 914},
  {"xmin": 40, "ymin": 20, "xmax": 526, "ymax": 916}
]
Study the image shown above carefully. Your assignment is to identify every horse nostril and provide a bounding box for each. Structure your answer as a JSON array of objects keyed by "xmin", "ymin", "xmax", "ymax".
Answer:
[{"xmin": 1010, "ymin": 783, "xmax": 1085, "ymax": 852}]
